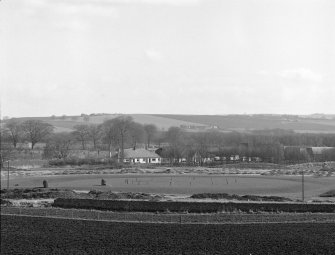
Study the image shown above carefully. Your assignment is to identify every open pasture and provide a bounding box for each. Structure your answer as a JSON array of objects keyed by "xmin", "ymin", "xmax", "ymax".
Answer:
[{"xmin": 2, "ymin": 174, "xmax": 335, "ymax": 200}]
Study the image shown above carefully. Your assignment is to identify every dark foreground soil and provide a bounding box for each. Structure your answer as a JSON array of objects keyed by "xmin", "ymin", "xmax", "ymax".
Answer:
[{"xmin": 1, "ymin": 215, "xmax": 335, "ymax": 255}]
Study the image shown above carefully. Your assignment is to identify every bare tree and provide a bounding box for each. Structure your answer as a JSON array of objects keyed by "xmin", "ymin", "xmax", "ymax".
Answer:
[
  {"xmin": 129, "ymin": 123, "xmax": 145, "ymax": 148},
  {"xmin": 21, "ymin": 120, "xmax": 54, "ymax": 149},
  {"xmin": 144, "ymin": 124, "xmax": 158, "ymax": 148},
  {"xmin": 88, "ymin": 124, "xmax": 101, "ymax": 149},
  {"xmin": 5, "ymin": 120, "xmax": 22, "ymax": 148},
  {"xmin": 100, "ymin": 120, "xmax": 119, "ymax": 158},
  {"xmin": 43, "ymin": 133, "xmax": 73, "ymax": 159},
  {"xmin": 0, "ymin": 127, "xmax": 13, "ymax": 167},
  {"xmin": 111, "ymin": 116, "xmax": 136, "ymax": 162},
  {"xmin": 165, "ymin": 127, "xmax": 186, "ymax": 164},
  {"xmin": 192, "ymin": 133, "xmax": 210, "ymax": 165},
  {"xmin": 73, "ymin": 124, "xmax": 90, "ymax": 150}
]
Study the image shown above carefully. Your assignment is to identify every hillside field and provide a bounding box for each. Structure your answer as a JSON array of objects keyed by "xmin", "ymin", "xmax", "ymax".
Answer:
[
  {"xmin": 6, "ymin": 114, "xmax": 335, "ymax": 133},
  {"xmin": 155, "ymin": 114, "xmax": 335, "ymax": 133},
  {"xmin": 9, "ymin": 114, "xmax": 207, "ymax": 132}
]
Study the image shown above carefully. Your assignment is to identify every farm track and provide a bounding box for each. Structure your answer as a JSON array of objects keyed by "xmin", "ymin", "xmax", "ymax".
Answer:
[
  {"xmin": 1, "ymin": 206, "xmax": 335, "ymax": 224},
  {"xmin": 2, "ymin": 214, "xmax": 335, "ymax": 255}
]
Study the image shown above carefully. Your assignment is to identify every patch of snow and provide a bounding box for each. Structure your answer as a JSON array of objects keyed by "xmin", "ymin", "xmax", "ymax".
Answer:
[{"xmin": 73, "ymin": 190, "xmax": 90, "ymax": 194}]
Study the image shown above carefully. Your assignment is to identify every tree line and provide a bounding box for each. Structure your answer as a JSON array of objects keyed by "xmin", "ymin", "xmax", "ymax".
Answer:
[
  {"xmin": 1, "ymin": 117, "xmax": 158, "ymax": 163},
  {"xmin": 1, "ymin": 117, "xmax": 335, "ymax": 165}
]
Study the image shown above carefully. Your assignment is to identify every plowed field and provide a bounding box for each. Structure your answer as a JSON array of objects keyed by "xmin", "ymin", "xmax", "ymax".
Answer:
[{"xmin": 1, "ymin": 215, "xmax": 335, "ymax": 254}]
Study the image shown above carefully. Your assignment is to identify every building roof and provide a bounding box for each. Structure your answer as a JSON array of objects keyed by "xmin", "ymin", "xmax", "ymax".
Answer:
[
  {"xmin": 309, "ymin": 147, "xmax": 334, "ymax": 155},
  {"xmin": 123, "ymin": 148, "xmax": 161, "ymax": 159}
]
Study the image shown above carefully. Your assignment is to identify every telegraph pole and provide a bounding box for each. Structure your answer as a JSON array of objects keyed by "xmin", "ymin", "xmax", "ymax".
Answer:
[
  {"xmin": 7, "ymin": 161, "xmax": 10, "ymax": 190},
  {"xmin": 301, "ymin": 170, "xmax": 305, "ymax": 202}
]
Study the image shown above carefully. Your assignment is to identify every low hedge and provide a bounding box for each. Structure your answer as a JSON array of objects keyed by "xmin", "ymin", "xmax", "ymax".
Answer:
[
  {"xmin": 48, "ymin": 158, "xmax": 122, "ymax": 167},
  {"xmin": 53, "ymin": 198, "xmax": 335, "ymax": 213}
]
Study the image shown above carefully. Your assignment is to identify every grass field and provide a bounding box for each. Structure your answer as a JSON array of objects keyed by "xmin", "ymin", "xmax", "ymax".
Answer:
[
  {"xmin": 2, "ymin": 174, "xmax": 335, "ymax": 201},
  {"xmin": 154, "ymin": 114, "xmax": 335, "ymax": 132},
  {"xmin": 1, "ymin": 215, "xmax": 335, "ymax": 254},
  {"xmin": 11, "ymin": 114, "xmax": 335, "ymax": 133},
  {"xmin": 43, "ymin": 114, "xmax": 207, "ymax": 132}
]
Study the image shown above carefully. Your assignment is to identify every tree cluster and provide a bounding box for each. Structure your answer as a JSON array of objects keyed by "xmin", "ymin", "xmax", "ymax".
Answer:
[
  {"xmin": 2, "ymin": 117, "xmax": 335, "ymax": 165},
  {"xmin": 43, "ymin": 116, "xmax": 158, "ymax": 161},
  {"xmin": 2, "ymin": 119, "xmax": 54, "ymax": 149}
]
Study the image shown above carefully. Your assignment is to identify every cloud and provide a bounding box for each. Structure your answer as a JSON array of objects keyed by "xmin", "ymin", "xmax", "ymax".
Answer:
[
  {"xmin": 55, "ymin": 2, "xmax": 119, "ymax": 17},
  {"xmin": 145, "ymin": 49, "xmax": 163, "ymax": 62},
  {"xmin": 132, "ymin": 0, "xmax": 202, "ymax": 6},
  {"xmin": 19, "ymin": 0, "xmax": 119, "ymax": 17},
  {"xmin": 54, "ymin": 19, "xmax": 89, "ymax": 31},
  {"xmin": 279, "ymin": 68, "xmax": 323, "ymax": 83},
  {"xmin": 24, "ymin": 0, "xmax": 202, "ymax": 7},
  {"xmin": 14, "ymin": 0, "xmax": 198, "ymax": 30}
]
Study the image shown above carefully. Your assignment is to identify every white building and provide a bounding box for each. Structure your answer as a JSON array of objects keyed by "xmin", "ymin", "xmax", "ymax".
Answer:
[{"xmin": 122, "ymin": 148, "xmax": 161, "ymax": 164}]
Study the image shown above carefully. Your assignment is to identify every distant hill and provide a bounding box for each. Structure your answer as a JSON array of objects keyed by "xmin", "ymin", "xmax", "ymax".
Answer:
[
  {"xmin": 153, "ymin": 114, "xmax": 335, "ymax": 133},
  {"xmin": 5, "ymin": 114, "xmax": 207, "ymax": 133},
  {"xmin": 3, "ymin": 114, "xmax": 335, "ymax": 133}
]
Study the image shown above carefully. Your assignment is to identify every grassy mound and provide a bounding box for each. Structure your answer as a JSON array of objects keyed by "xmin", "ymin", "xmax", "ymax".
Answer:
[
  {"xmin": 0, "ymin": 188, "xmax": 83, "ymax": 200},
  {"xmin": 320, "ymin": 190, "xmax": 335, "ymax": 197},
  {"xmin": 0, "ymin": 188, "xmax": 163, "ymax": 201},
  {"xmin": 88, "ymin": 190, "xmax": 163, "ymax": 200}
]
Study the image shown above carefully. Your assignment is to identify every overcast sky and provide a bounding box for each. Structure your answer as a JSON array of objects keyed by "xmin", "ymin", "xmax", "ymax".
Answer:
[{"xmin": 1, "ymin": 0, "xmax": 334, "ymax": 117}]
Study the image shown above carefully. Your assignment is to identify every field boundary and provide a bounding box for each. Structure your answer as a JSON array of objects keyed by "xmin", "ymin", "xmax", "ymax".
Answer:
[
  {"xmin": 1, "ymin": 206, "xmax": 335, "ymax": 224},
  {"xmin": 2, "ymin": 213, "xmax": 335, "ymax": 225},
  {"xmin": 53, "ymin": 198, "xmax": 335, "ymax": 213}
]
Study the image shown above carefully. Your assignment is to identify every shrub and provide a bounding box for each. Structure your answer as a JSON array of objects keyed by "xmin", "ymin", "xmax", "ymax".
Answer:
[
  {"xmin": 43, "ymin": 180, "xmax": 48, "ymax": 188},
  {"xmin": 48, "ymin": 158, "xmax": 120, "ymax": 167}
]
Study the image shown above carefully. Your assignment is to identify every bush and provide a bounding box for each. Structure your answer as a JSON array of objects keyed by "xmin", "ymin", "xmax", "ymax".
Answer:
[
  {"xmin": 53, "ymin": 198, "xmax": 335, "ymax": 213},
  {"xmin": 48, "ymin": 158, "xmax": 119, "ymax": 167},
  {"xmin": 190, "ymin": 193, "xmax": 292, "ymax": 202}
]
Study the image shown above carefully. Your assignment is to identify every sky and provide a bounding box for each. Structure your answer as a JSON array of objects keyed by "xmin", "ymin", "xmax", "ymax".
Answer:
[{"xmin": 0, "ymin": 0, "xmax": 334, "ymax": 118}]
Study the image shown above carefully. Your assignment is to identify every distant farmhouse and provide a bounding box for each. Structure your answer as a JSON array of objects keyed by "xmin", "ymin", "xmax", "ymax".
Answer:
[
  {"xmin": 284, "ymin": 146, "xmax": 335, "ymax": 162},
  {"xmin": 121, "ymin": 148, "xmax": 161, "ymax": 164},
  {"xmin": 305, "ymin": 147, "xmax": 335, "ymax": 161}
]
